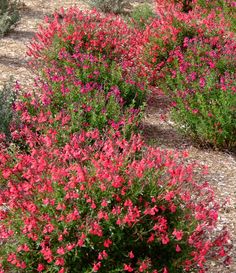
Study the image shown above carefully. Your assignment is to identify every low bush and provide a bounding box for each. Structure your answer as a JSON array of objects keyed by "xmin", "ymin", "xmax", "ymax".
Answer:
[
  {"xmin": 0, "ymin": 0, "xmax": 20, "ymax": 37},
  {"xmin": 140, "ymin": 0, "xmax": 236, "ymax": 149},
  {"xmin": 87, "ymin": 0, "xmax": 130, "ymax": 14},
  {"xmin": 159, "ymin": 37, "xmax": 236, "ymax": 149},
  {"xmin": 27, "ymin": 8, "xmax": 144, "ymax": 75},
  {"xmin": 0, "ymin": 126, "xmax": 231, "ymax": 272},
  {"xmin": 25, "ymin": 8, "xmax": 147, "ymax": 145},
  {"xmin": 142, "ymin": 0, "xmax": 233, "ymax": 84},
  {"xmin": 27, "ymin": 8, "xmax": 146, "ymax": 109},
  {"xmin": 0, "ymin": 78, "xmax": 19, "ymax": 142}
]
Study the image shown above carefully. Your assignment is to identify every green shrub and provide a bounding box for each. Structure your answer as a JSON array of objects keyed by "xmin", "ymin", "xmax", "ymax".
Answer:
[
  {"xmin": 129, "ymin": 3, "xmax": 155, "ymax": 29},
  {"xmin": 0, "ymin": 78, "xmax": 18, "ymax": 141},
  {"xmin": 19, "ymin": 54, "xmax": 145, "ymax": 146},
  {"xmin": 27, "ymin": 9, "xmax": 146, "ymax": 109},
  {"xmin": 160, "ymin": 39, "xmax": 236, "ymax": 150},
  {"xmin": 0, "ymin": 0, "xmax": 20, "ymax": 37},
  {"xmin": 87, "ymin": 0, "xmax": 130, "ymax": 14},
  {"xmin": 0, "ymin": 130, "xmax": 231, "ymax": 272}
]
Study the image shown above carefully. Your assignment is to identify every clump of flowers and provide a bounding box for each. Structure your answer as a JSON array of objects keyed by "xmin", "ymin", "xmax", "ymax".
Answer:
[
  {"xmin": 26, "ymin": 8, "xmax": 147, "ymax": 141},
  {"xmin": 27, "ymin": 7, "xmax": 144, "ymax": 80},
  {"xmin": 159, "ymin": 35, "xmax": 236, "ymax": 149},
  {"xmin": 141, "ymin": 0, "xmax": 233, "ymax": 84},
  {"xmin": 0, "ymin": 123, "xmax": 231, "ymax": 272},
  {"xmin": 140, "ymin": 0, "xmax": 236, "ymax": 149},
  {"xmin": 15, "ymin": 80, "xmax": 142, "ymax": 148}
]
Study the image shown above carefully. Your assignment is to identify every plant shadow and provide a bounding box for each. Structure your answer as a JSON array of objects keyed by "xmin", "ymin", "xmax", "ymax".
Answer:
[
  {"xmin": 0, "ymin": 55, "xmax": 28, "ymax": 68},
  {"xmin": 141, "ymin": 93, "xmax": 192, "ymax": 149}
]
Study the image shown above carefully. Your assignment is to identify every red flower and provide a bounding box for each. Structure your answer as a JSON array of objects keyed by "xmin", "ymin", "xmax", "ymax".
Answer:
[
  {"xmin": 37, "ymin": 264, "xmax": 45, "ymax": 272},
  {"xmin": 172, "ymin": 229, "xmax": 183, "ymax": 241},
  {"xmin": 129, "ymin": 251, "xmax": 134, "ymax": 259},
  {"xmin": 124, "ymin": 264, "xmax": 134, "ymax": 272},
  {"xmin": 103, "ymin": 239, "xmax": 112, "ymax": 248},
  {"xmin": 176, "ymin": 245, "xmax": 181, "ymax": 252},
  {"xmin": 93, "ymin": 261, "xmax": 101, "ymax": 272},
  {"xmin": 161, "ymin": 234, "xmax": 170, "ymax": 245}
]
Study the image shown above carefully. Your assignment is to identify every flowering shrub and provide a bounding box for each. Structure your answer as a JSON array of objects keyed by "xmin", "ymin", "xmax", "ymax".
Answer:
[
  {"xmin": 142, "ymin": 0, "xmax": 233, "ymax": 84},
  {"xmin": 27, "ymin": 8, "xmax": 147, "ymax": 117},
  {"xmin": 0, "ymin": 126, "xmax": 231, "ymax": 272},
  {"xmin": 140, "ymin": 0, "xmax": 236, "ymax": 149},
  {"xmin": 27, "ymin": 8, "xmax": 144, "ymax": 79},
  {"xmin": 23, "ymin": 8, "xmax": 147, "ymax": 147},
  {"xmin": 159, "ymin": 36, "xmax": 236, "ymax": 149}
]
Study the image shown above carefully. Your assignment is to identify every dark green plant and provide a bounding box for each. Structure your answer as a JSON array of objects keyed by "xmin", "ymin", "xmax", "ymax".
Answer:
[
  {"xmin": 0, "ymin": 0, "xmax": 20, "ymax": 36},
  {"xmin": 0, "ymin": 77, "xmax": 18, "ymax": 141},
  {"xmin": 87, "ymin": 0, "xmax": 130, "ymax": 14}
]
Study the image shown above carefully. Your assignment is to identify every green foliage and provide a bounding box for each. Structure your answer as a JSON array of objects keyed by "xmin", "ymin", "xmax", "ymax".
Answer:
[
  {"xmin": 196, "ymin": 0, "xmax": 236, "ymax": 32},
  {"xmin": 87, "ymin": 0, "xmax": 130, "ymax": 14},
  {"xmin": 0, "ymin": 78, "xmax": 18, "ymax": 141},
  {"xmin": 129, "ymin": 3, "xmax": 155, "ymax": 29},
  {"xmin": 160, "ymin": 40, "xmax": 236, "ymax": 150},
  {"xmin": 0, "ymin": 0, "xmax": 20, "ymax": 36},
  {"xmin": 171, "ymin": 78, "xmax": 236, "ymax": 149}
]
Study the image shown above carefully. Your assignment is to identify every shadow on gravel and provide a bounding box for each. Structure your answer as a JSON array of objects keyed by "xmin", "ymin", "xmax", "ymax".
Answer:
[
  {"xmin": 23, "ymin": 9, "xmax": 46, "ymax": 20},
  {"xmin": 141, "ymin": 120, "xmax": 192, "ymax": 150},
  {"xmin": 8, "ymin": 30, "xmax": 36, "ymax": 41},
  {"xmin": 142, "ymin": 93, "xmax": 192, "ymax": 149},
  {"xmin": 0, "ymin": 56, "xmax": 28, "ymax": 68}
]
